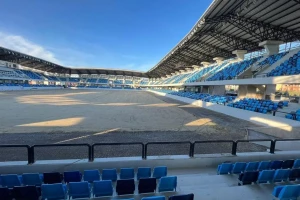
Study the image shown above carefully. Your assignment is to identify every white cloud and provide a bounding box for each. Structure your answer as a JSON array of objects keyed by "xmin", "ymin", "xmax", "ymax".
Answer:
[{"xmin": 0, "ymin": 32, "xmax": 61, "ymax": 64}]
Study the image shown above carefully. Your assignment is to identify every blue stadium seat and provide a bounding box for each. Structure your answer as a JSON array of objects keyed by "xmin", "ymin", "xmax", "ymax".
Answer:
[
  {"xmin": 272, "ymin": 185, "xmax": 300, "ymax": 200},
  {"xmin": 289, "ymin": 168, "xmax": 300, "ymax": 181},
  {"xmin": 63, "ymin": 171, "xmax": 82, "ymax": 183},
  {"xmin": 169, "ymin": 193, "xmax": 194, "ymax": 200},
  {"xmin": 293, "ymin": 159, "xmax": 300, "ymax": 168},
  {"xmin": 0, "ymin": 174, "xmax": 22, "ymax": 188},
  {"xmin": 0, "ymin": 187, "xmax": 11, "ymax": 200},
  {"xmin": 12, "ymin": 186, "xmax": 40, "ymax": 200},
  {"xmin": 282, "ymin": 159, "xmax": 295, "ymax": 169},
  {"xmin": 116, "ymin": 179, "xmax": 135, "ymax": 195},
  {"xmin": 238, "ymin": 171, "xmax": 259, "ymax": 185},
  {"xmin": 158, "ymin": 176, "xmax": 177, "ymax": 192},
  {"xmin": 69, "ymin": 182, "xmax": 91, "ymax": 199},
  {"xmin": 142, "ymin": 196, "xmax": 166, "ymax": 200},
  {"xmin": 102, "ymin": 169, "xmax": 117, "ymax": 181},
  {"xmin": 120, "ymin": 168, "xmax": 135, "ymax": 179},
  {"xmin": 153, "ymin": 166, "xmax": 167, "ymax": 179},
  {"xmin": 22, "ymin": 173, "xmax": 43, "ymax": 186},
  {"xmin": 245, "ymin": 161, "xmax": 259, "ymax": 172},
  {"xmin": 270, "ymin": 160, "xmax": 283, "ymax": 170},
  {"xmin": 232, "ymin": 162, "xmax": 247, "ymax": 174},
  {"xmin": 257, "ymin": 161, "xmax": 271, "ymax": 171},
  {"xmin": 273, "ymin": 169, "xmax": 290, "ymax": 182},
  {"xmin": 137, "ymin": 167, "xmax": 151, "ymax": 180},
  {"xmin": 83, "ymin": 170, "xmax": 100, "ymax": 182},
  {"xmin": 43, "ymin": 172, "xmax": 62, "ymax": 184},
  {"xmin": 257, "ymin": 170, "xmax": 275, "ymax": 184},
  {"xmin": 93, "ymin": 180, "xmax": 113, "ymax": 197},
  {"xmin": 138, "ymin": 177, "xmax": 157, "ymax": 194},
  {"xmin": 217, "ymin": 163, "xmax": 233, "ymax": 175},
  {"xmin": 41, "ymin": 183, "xmax": 67, "ymax": 200}
]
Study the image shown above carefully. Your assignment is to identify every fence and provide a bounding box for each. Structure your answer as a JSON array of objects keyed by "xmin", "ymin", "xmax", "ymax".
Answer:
[{"xmin": 1, "ymin": 139, "xmax": 300, "ymax": 164}]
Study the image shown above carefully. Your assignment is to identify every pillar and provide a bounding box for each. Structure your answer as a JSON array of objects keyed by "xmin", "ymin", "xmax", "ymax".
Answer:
[
  {"xmin": 259, "ymin": 40, "xmax": 283, "ymax": 56},
  {"xmin": 238, "ymin": 85, "xmax": 247, "ymax": 99},
  {"xmin": 265, "ymin": 84, "xmax": 276, "ymax": 100},
  {"xmin": 202, "ymin": 86, "xmax": 209, "ymax": 93},
  {"xmin": 201, "ymin": 62, "xmax": 210, "ymax": 67},
  {"xmin": 232, "ymin": 50, "xmax": 247, "ymax": 60},
  {"xmin": 213, "ymin": 57, "xmax": 224, "ymax": 65}
]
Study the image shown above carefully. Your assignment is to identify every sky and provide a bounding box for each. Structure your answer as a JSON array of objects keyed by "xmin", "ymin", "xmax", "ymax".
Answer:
[{"xmin": 0, "ymin": 0, "xmax": 212, "ymax": 72}]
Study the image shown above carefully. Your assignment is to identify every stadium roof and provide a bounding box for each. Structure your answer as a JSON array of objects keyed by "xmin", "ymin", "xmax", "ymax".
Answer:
[
  {"xmin": 147, "ymin": 0, "xmax": 300, "ymax": 78},
  {"xmin": 0, "ymin": 46, "xmax": 148, "ymax": 77}
]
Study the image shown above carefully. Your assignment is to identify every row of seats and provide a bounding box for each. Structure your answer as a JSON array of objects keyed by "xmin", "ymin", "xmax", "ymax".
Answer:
[
  {"xmin": 256, "ymin": 52, "xmax": 287, "ymax": 68},
  {"xmin": 0, "ymin": 167, "xmax": 168, "ymax": 187},
  {"xmin": 285, "ymin": 109, "xmax": 300, "ymax": 121},
  {"xmin": 86, "ymin": 78, "xmax": 98, "ymax": 83},
  {"xmin": 185, "ymin": 65, "xmax": 215, "ymax": 83},
  {"xmin": 268, "ymin": 50, "xmax": 300, "ymax": 76},
  {"xmin": 19, "ymin": 70, "xmax": 43, "ymax": 80},
  {"xmin": 272, "ymin": 184, "xmax": 300, "ymax": 200},
  {"xmin": 217, "ymin": 159, "xmax": 300, "ymax": 175},
  {"xmin": 203, "ymin": 95, "xmax": 235, "ymax": 104}
]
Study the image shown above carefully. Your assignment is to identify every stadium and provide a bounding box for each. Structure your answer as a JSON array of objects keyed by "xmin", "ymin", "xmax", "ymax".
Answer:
[{"xmin": 1, "ymin": 0, "xmax": 300, "ymax": 199}]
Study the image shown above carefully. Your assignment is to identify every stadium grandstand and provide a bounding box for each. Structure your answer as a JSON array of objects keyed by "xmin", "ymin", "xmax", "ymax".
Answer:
[{"xmin": 2, "ymin": 0, "xmax": 300, "ymax": 199}]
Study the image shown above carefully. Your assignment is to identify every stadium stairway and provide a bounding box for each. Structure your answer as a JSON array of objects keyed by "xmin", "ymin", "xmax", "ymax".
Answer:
[{"xmin": 237, "ymin": 56, "xmax": 265, "ymax": 79}]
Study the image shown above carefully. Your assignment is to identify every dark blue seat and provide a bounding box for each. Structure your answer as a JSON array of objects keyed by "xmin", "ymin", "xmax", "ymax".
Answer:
[
  {"xmin": 0, "ymin": 187, "xmax": 12, "ymax": 200},
  {"xmin": 102, "ymin": 169, "xmax": 117, "ymax": 182},
  {"xmin": 158, "ymin": 176, "xmax": 177, "ymax": 192},
  {"xmin": 238, "ymin": 171, "xmax": 259, "ymax": 185},
  {"xmin": 93, "ymin": 180, "xmax": 113, "ymax": 197},
  {"xmin": 41, "ymin": 183, "xmax": 67, "ymax": 200},
  {"xmin": 232, "ymin": 162, "xmax": 247, "ymax": 174},
  {"xmin": 272, "ymin": 185, "xmax": 300, "ymax": 199},
  {"xmin": 83, "ymin": 170, "xmax": 100, "ymax": 182},
  {"xmin": 0, "ymin": 174, "xmax": 22, "ymax": 188},
  {"xmin": 63, "ymin": 171, "xmax": 82, "ymax": 183},
  {"xmin": 245, "ymin": 162, "xmax": 259, "ymax": 172},
  {"xmin": 120, "ymin": 168, "xmax": 134, "ymax": 180},
  {"xmin": 153, "ymin": 166, "xmax": 167, "ymax": 179},
  {"xmin": 289, "ymin": 168, "xmax": 300, "ymax": 181},
  {"xmin": 169, "ymin": 193, "xmax": 194, "ymax": 200},
  {"xmin": 137, "ymin": 167, "xmax": 151, "ymax": 180},
  {"xmin": 270, "ymin": 160, "xmax": 283, "ymax": 170},
  {"xmin": 22, "ymin": 173, "xmax": 43, "ymax": 186},
  {"xmin": 138, "ymin": 178, "xmax": 156, "ymax": 194},
  {"xmin": 273, "ymin": 169, "xmax": 290, "ymax": 182},
  {"xmin": 142, "ymin": 196, "xmax": 166, "ymax": 200},
  {"xmin": 116, "ymin": 179, "xmax": 135, "ymax": 195},
  {"xmin": 217, "ymin": 163, "xmax": 233, "ymax": 175},
  {"xmin": 43, "ymin": 172, "xmax": 62, "ymax": 184},
  {"xmin": 257, "ymin": 161, "xmax": 271, "ymax": 171},
  {"xmin": 257, "ymin": 170, "xmax": 275, "ymax": 184},
  {"xmin": 282, "ymin": 159, "xmax": 294, "ymax": 169},
  {"xmin": 293, "ymin": 159, "xmax": 300, "ymax": 168},
  {"xmin": 13, "ymin": 186, "xmax": 40, "ymax": 200},
  {"xmin": 69, "ymin": 182, "xmax": 90, "ymax": 199}
]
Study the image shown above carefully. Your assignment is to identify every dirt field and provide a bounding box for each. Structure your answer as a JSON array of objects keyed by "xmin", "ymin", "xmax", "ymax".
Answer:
[{"xmin": 0, "ymin": 89, "xmax": 265, "ymax": 161}]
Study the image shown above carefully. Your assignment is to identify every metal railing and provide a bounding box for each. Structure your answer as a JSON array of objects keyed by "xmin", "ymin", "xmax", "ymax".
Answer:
[{"xmin": 1, "ymin": 139, "xmax": 300, "ymax": 164}]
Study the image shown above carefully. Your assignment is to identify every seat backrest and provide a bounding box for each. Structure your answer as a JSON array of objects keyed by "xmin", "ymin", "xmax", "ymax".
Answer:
[
  {"xmin": 102, "ymin": 169, "xmax": 117, "ymax": 181},
  {"xmin": 116, "ymin": 179, "xmax": 135, "ymax": 195},
  {"xmin": 43, "ymin": 172, "xmax": 62, "ymax": 184},
  {"xmin": 142, "ymin": 196, "xmax": 166, "ymax": 200},
  {"xmin": 93, "ymin": 180, "xmax": 113, "ymax": 197},
  {"xmin": 270, "ymin": 160, "xmax": 283, "ymax": 170},
  {"xmin": 273, "ymin": 169, "xmax": 291, "ymax": 182},
  {"xmin": 120, "ymin": 168, "xmax": 135, "ymax": 179},
  {"xmin": 138, "ymin": 178, "xmax": 157, "ymax": 193},
  {"xmin": 0, "ymin": 187, "xmax": 11, "ymax": 200},
  {"xmin": 69, "ymin": 182, "xmax": 90, "ymax": 199},
  {"xmin": 218, "ymin": 163, "xmax": 233, "ymax": 175},
  {"xmin": 63, "ymin": 171, "xmax": 82, "ymax": 183},
  {"xmin": 278, "ymin": 185, "xmax": 300, "ymax": 199},
  {"xmin": 242, "ymin": 171, "xmax": 259, "ymax": 183},
  {"xmin": 245, "ymin": 162, "xmax": 259, "ymax": 172},
  {"xmin": 0, "ymin": 174, "xmax": 21, "ymax": 188},
  {"xmin": 22, "ymin": 173, "xmax": 42, "ymax": 186},
  {"xmin": 12, "ymin": 186, "xmax": 39, "ymax": 200},
  {"xmin": 232, "ymin": 162, "xmax": 247, "ymax": 174},
  {"xmin": 153, "ymin": 166, "xmax": 167, "ymax": 179},
  {"xmin": 282, "ymin": 159, "xmax": 295, "ymax": 169},
  {"xmin": 169, "ymin": 193, "xmax": 194, "ymax": 200},
  {"xmin": 289, "ymin": 168, "xmax": 300, "ymax": 181},
  {"xmin": 158, "ymin": 176, "xmax": 177, "ymax": 192},
  {"xmin": 257, "ymin": 170, "xmax": 275, "ymax": 183},
  {"xmin": 257, "ymin": 161, "xmax": 271, "ymax": 171},
  {"xmin": 83, "ymin": 170, "xmax": 100, "ymax": 182},
  {"xmin": 293, "ymin": 159, "xmax": 300, "ymax": 168},
  {"xmin": 137, "ymin": 167, "xmax": 151, "ymax": 180},
  {"xmin": 41, "ymin": 183, "xmax": 66, "ymax": 199}
]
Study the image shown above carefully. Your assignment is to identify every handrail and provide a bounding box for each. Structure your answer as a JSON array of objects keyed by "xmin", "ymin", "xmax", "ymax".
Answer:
[{"xmin": 1, "ymin": 139, "xmax": 300, "ymax": 164}]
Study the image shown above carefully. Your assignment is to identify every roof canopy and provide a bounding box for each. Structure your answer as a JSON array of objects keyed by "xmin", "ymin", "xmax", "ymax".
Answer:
[{"xmin": 147, "ymin": 0, "xmax": 300, "ymax": 78}]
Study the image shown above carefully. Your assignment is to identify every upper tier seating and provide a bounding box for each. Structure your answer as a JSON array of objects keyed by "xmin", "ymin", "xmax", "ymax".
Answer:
[
  {"xmin": 44, "ymin": 75, "xmax": 59, "ymax": 81},
  {"xmin": 114, "ymin": 80, "xmax": 123, "ymax": 84},
  {"xmin": 267, "ymin": 50, "xmax": 300, "ymax": 76},
  {"xmin": 69, "ymin": 78, "xmax": 80, "ymax": 82},
  {"xmin": 0, "ymin": 70, "xmax": 24, "ymax": 79},
  {"xmin": 256, "ymin": 52, "xmax": 288, "ymax": 68},
  {"xmin": 185, "ymin": 66, "xmax": 214, "ymax": 83},
  {"xmin": 59, "ymin": 77, "xmax": 67, "ymax": 81},
  {"xmin": 125, "ymin": 80, "xmax": 133, "ymax": 84},
  {"xmin": 172, "ymin": 73, "xmax": 191, "ymax": 83},
  {"xmin": 140, "ymin": 80, "xmax": 149, "ymax": 85},
  {"xmin": 19, "ymin": 70, "xmax": 43, "ymax": 80},
  {"xmin": 86, "ymin": 78, "xmax": 97, "ymax": 83},
  {"xmin": 98, "ymin": 78, "xmax": 108, "ymax": 84},
  {"xmin": 207, "ymin": 57, "xmax": 261, "ymax": 81}
]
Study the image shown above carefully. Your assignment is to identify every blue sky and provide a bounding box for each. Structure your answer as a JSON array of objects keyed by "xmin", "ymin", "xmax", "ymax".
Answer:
[{"xmin": 0, "ymin": 0, "xmax": 212, "ymax": 72}]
